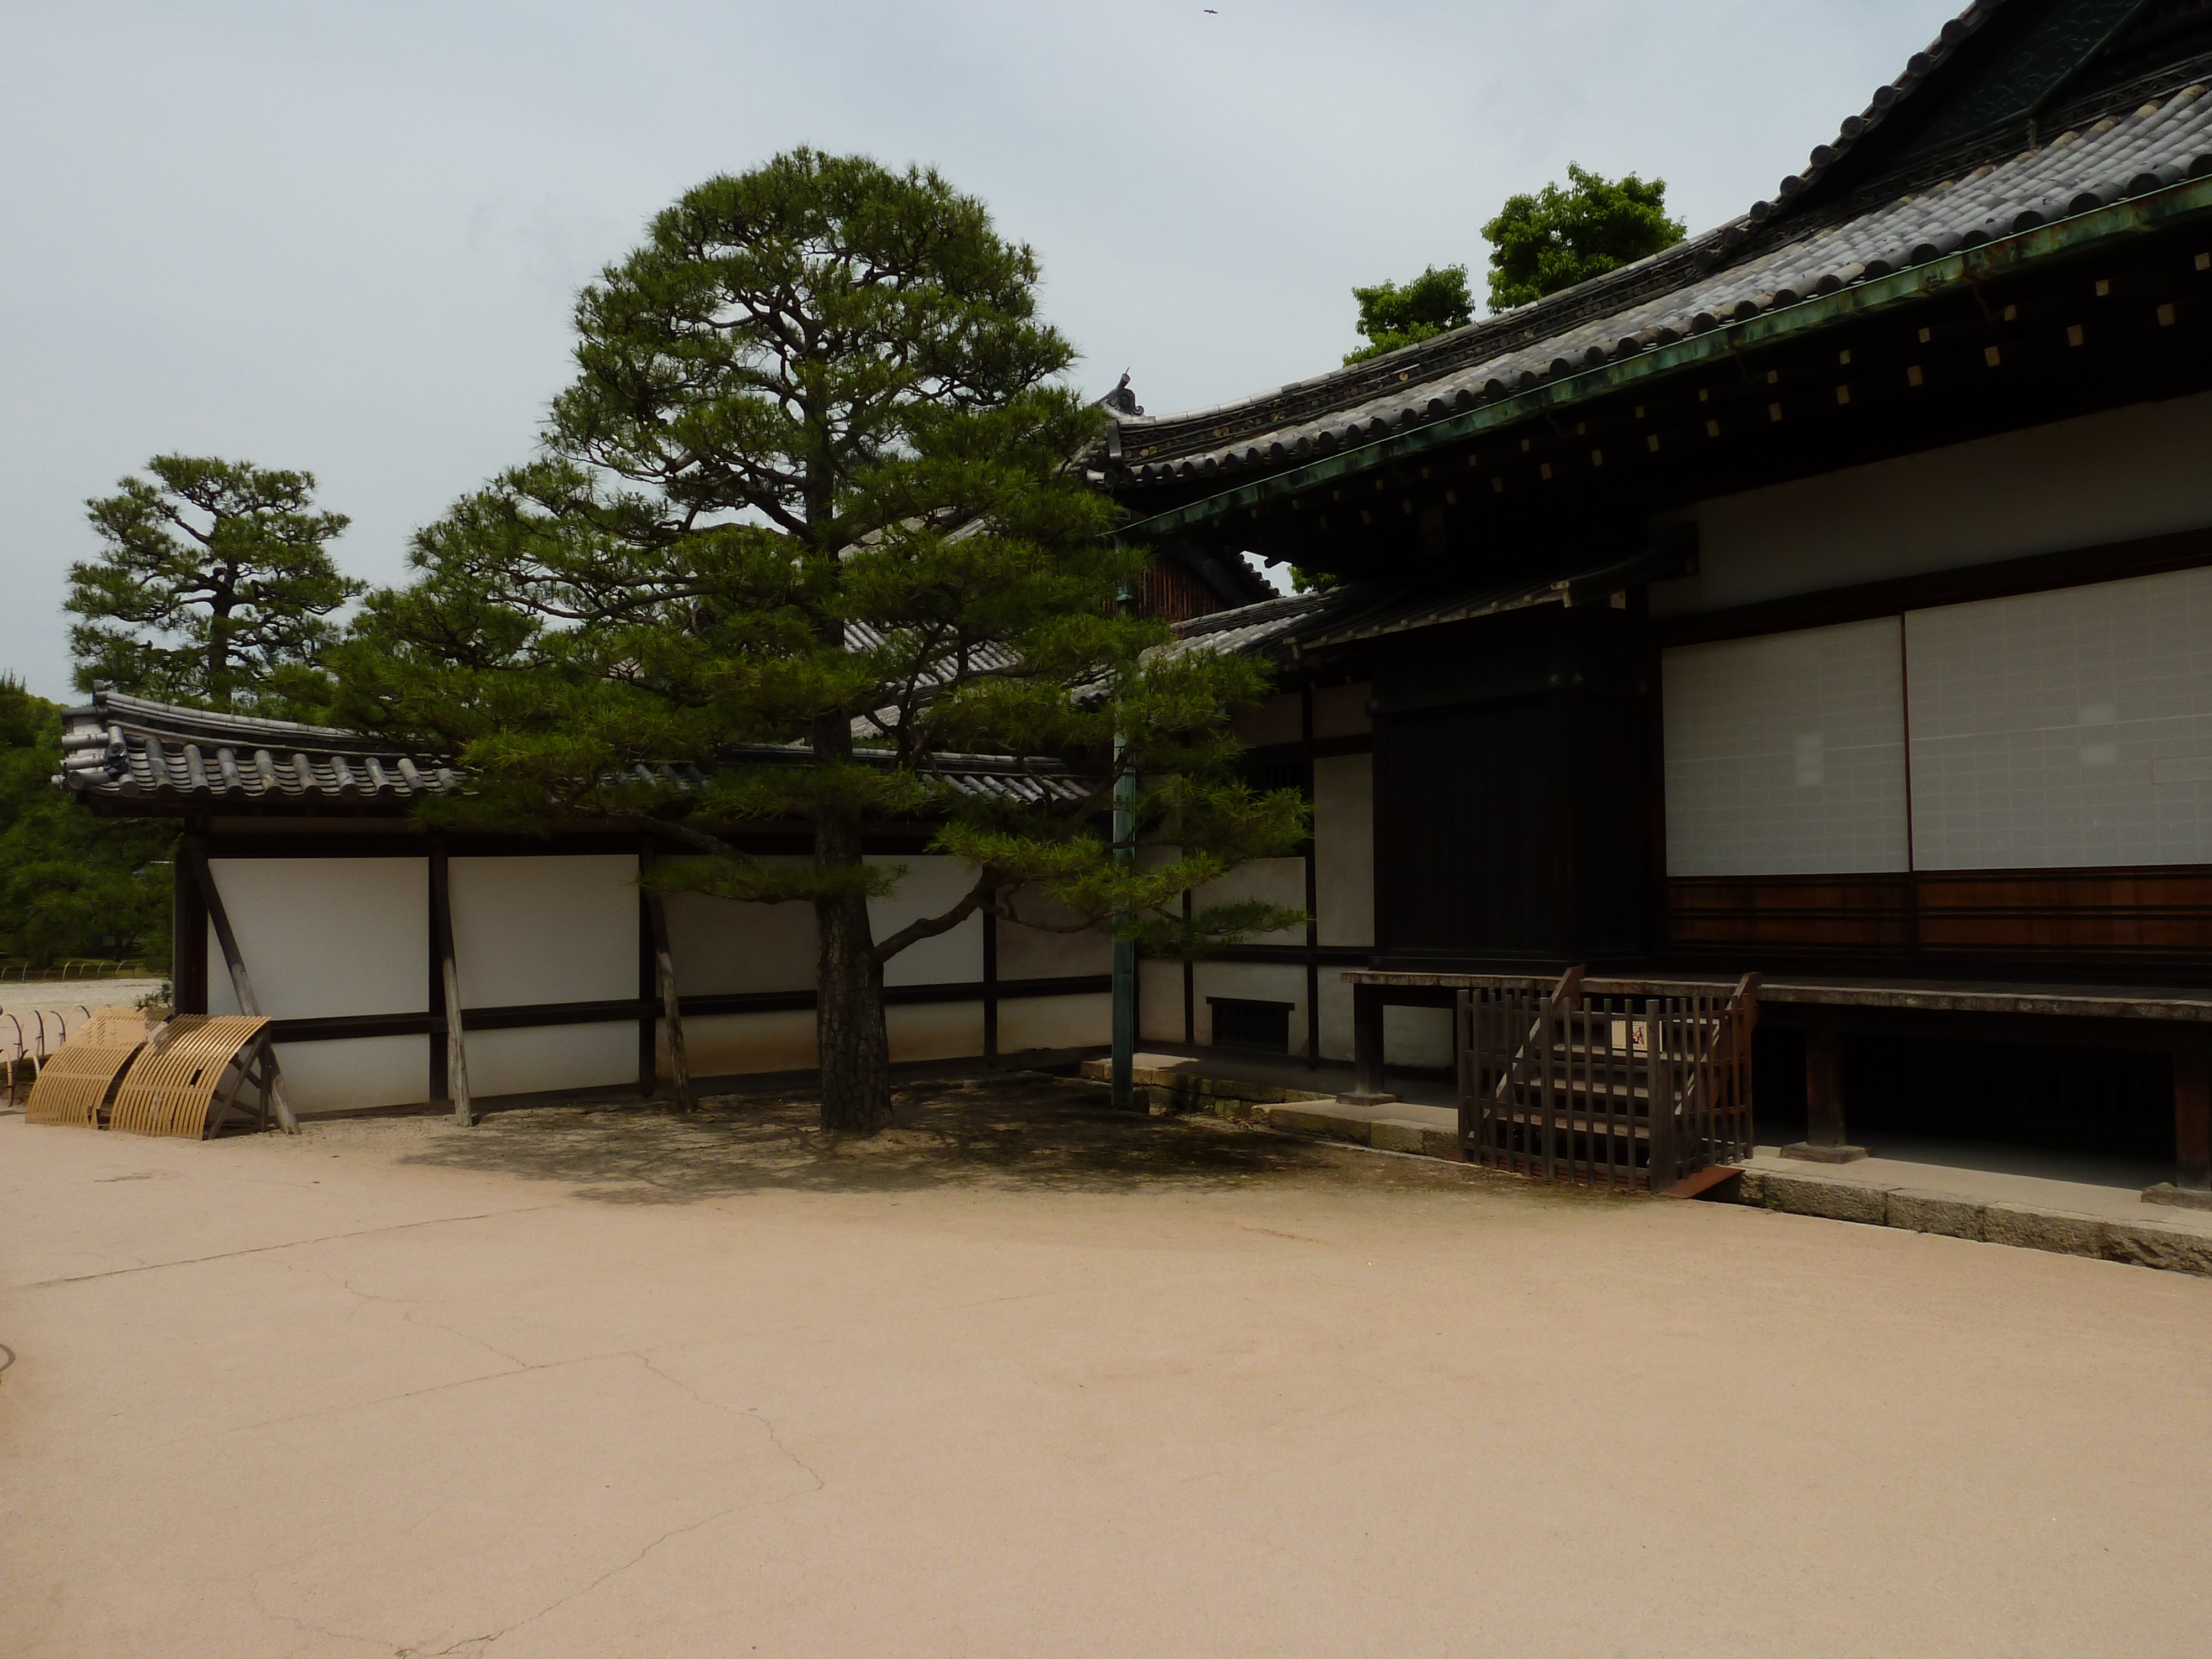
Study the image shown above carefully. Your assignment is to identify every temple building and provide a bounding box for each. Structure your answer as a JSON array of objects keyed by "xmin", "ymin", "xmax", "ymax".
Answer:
[
  {"xmin": 50, "ymin": 0, "xmax": 2212, "ymax": 1200},
  {"xmin": 1116, "ymin": 0, "xmax": 2212, "ymax": 1193}
]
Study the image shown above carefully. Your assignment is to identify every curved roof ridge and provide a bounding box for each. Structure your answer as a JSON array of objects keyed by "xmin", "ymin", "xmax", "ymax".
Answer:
[{"xmin": 1115, "ymin": 1, "xmax": 2038, "ymax": 468}]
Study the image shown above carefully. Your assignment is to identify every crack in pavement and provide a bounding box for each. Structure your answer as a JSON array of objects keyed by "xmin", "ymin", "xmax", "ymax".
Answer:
[
  {"xmin": 433, "ymin": 1503, "xmax": 747, "ymax": 1655},
  {"xmin": 22, "ymin": 1204, "xmax": 564, "ymax": 1288},
  {"xmin": 632, "ymin": 1354, "xmax": 829, "ymax": 1493}
]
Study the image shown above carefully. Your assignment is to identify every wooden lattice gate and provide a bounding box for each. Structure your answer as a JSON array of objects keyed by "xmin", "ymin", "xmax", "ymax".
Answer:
[{"xmin": 1457, "ymin": 971, "xmax": 1759, "ymax": 1190}]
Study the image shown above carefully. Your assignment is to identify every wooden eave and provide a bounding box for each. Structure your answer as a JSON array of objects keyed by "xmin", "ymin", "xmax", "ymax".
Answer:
[{"xmin": 1116, "ymin": 177, "xmax": 2212, "ymax": 584}]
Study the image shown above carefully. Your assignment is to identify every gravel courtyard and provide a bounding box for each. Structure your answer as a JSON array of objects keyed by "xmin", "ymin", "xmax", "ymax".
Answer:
[{"xmin": 4, "ymin": 1074, "xmax": 2209, "ymax": 1658}]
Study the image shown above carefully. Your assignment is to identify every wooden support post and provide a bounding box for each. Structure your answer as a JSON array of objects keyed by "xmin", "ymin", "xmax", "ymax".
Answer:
[
  {"xmin": 1301, "ymin": 686, "xmax": 1320, "ymax": 1070},
  {"xmin": 1783, "ymin": 1018, "xmax": 1865, "ymax": 1163},
  {"xmin": 636, "ymin": 873, "xmax": 657, "ymax": 1096},
  {"xmin": 2174, "ymin": 1036, "xmax": 2210, "ymax": 1193},
  {"xmin": 1342, "ymin": 982, "xmax": 1396, "ymax": 1105},
  {"xmin": 174, "ymin": 831, "xmax": 208, "ymax": 1015},
  {"xmin": 644, "ymin": 888, "xmax": 692, "ymax": 1112},
  {"xmin": 981, "ymin": 903, "xmax": 999, "ymax": 1070},
  {"xmin": 1181, "ymin": 890, "xmax": 1195, "ymax": 1046},
  {"xmin": 1645, "ymin": 998, "xmax": 1677, "ymax": 1190},
  {"xmin": 183, "ymin": 843, "xmax": 298, "ymax": 1133},
  {"xmin": 428, "ymin": 842, "xmax": 471, "ymax": 1126}
]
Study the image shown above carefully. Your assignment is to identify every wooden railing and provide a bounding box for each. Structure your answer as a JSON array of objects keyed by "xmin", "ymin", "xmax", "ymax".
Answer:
[{"xmin": 1457, "ymin": 971, "xmax": 1759, "ymax": 1190}]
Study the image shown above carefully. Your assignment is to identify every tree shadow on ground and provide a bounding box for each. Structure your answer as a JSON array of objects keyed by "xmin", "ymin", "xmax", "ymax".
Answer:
[{"xmin": 394, "ymin": 1072, "xmax": 1531, "ymax": 1207}]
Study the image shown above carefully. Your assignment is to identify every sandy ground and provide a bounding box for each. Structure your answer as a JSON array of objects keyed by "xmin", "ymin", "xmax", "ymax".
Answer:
[{"xmin": 3, "ymin": 1076, "xmax": 2209, "ymax": 1659}]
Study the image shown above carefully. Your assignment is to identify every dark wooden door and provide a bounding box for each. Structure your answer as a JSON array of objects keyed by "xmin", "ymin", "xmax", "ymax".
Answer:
[{"xmin": 1376, "ymin": 695, "xmax": 1569, "ymax": 959}]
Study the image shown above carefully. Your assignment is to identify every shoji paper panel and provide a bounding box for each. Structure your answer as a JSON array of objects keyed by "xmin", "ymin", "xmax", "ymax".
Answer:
[
  {"xmin": 1663, "ymin": 619, "xmax": 1910, "ymax": 876},
  {"xmin": 1907, "ymin": 566, "xmax": 2212, "ymax": 870}
]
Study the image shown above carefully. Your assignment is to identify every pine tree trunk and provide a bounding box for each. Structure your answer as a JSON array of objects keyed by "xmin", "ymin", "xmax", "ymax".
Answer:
[
  {"xmin": 812, "ymin": 774, "xmax": 893, "ymax": 1134},
  {"xmin": 815, "ymin": 884, "xmax": 891, "ymax": 1134}
]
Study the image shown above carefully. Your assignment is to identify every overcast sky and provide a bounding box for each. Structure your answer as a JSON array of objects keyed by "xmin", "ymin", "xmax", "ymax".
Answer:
[{"xmin": 1, "ymin": 0, "xmax": 1965, "ymax": 700}]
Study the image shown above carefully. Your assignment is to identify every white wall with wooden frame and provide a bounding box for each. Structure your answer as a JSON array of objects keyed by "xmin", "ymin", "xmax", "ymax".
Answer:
[{"xmin": 185, "ymin": 835, "xmax": 1114, "ymax": 1119}]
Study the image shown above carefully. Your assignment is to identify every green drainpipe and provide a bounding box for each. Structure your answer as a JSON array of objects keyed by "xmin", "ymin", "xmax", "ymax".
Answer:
[{"xmin": 1111, "ymin": 584, "xmax": 1138, "ymax": 1110}]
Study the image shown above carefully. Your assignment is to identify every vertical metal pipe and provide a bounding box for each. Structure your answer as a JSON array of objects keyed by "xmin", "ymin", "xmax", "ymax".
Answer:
[{"xmin": 1110, "ymin": 578, "xmax": 1138, "ymax": 1111}]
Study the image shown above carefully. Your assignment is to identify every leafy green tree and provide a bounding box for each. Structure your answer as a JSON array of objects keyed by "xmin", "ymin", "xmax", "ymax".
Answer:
[
  {"xmin": 0, "ymin": 677, "xmax": 171, "ymax": 969},
  {"xmin": 1343, "ymin": 264, "xmax": 1474, "ymax": 364},
  {"xmin": 1482, "ymin": 164, "xmax": 1686, "ymax": 311},
  {"xmin": 69, "ymin": 456, "xmax": 361, "ymax": 717},
  {"xmin": 335, "ymin": 150, "xmax": 1305, "ymax": 1134}
]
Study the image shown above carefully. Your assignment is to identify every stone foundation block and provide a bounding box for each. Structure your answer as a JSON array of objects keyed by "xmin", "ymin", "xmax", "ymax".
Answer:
[
  {"xmin": 1368, "ymin": 1119, "xmax": 1428, "ymax": 1155},
  {"xmin": 1735, "ymin": 1169, "xmax": 1767, "ymax": 1207},
  {"xmin": 1420, "ymin": 1127, "xmax": 1464, "ymax": 1162},
  {"xmin": 1983, "ymin": 1203, "xmax": 2107, "ymax": 1259},
  {"xmin": 1267, "ymin": 1107, "xmax": 1347, "ymax": 1139},
  {"xmin": 1886, "ymin": 1188, "xmax": 1985, "ymax": 1241},
  {"xmin": 2103, "ymin": 1221, "xmax": 2212, "ymax": 1277},
  {"xmin": 1765, "ymin": 1174, "xmax": 1890, "ymax": 1226}
]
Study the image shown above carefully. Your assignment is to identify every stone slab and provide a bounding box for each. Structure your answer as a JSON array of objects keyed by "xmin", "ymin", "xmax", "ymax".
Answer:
[
  {"xmin": 2104, "ymin": 1220, "xmax": 2212, "ymax": 1277},
  {"xmin": 1419, "ymin": 1127, "xmax": 1464, "ymax": 1162},
  {"xmin": 1887, "ymin": 1188, "xmax": 1985, "ymax": 1241},
  {"xmin": 1980, "ymin": 1202, "xmax": 2108, "ymax": 1259},
  {"xmin": 2142, "ymin": 1182, "xmax": 2212, "ymax": 1212},
  {"xmin": 1764, "ymin": 1172, "xmax": 1890, "ymax": 1226},
  {"xmin": 1368, "ymin": 1119, "xmax": 1429, "ymax": 1155},
  {"xmin": 1780, "ymin": 1142, "xmax": 1870, "ymax": 1164}
]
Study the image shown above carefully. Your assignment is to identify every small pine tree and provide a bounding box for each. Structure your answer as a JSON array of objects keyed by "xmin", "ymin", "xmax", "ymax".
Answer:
[{"xmin": 70, "ymin": 456, "xmax": 361, "ymax": 717}]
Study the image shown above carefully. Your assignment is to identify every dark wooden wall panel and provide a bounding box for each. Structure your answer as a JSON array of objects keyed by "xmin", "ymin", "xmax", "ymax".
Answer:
[{"xmin": 1668, "ymin": 866, "xmax": 2212, "ymax": 973}]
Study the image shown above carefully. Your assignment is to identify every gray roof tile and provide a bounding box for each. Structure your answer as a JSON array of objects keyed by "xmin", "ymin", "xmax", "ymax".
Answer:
[{"xmin": 1116, "ymin": 40, "xmax": 2212, "ymax": 484}]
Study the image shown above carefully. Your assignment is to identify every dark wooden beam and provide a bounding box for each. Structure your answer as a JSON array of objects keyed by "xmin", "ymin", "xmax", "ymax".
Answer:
[
  {"xmin": 428, "ymin": 839, "xmax": 471, "ymax": 1126},
  {"xmin": 2175, "ymin": 1034, "xmax": 2211, "ymax": 1191}
]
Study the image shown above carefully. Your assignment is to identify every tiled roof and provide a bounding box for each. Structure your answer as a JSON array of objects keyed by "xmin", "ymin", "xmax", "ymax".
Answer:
[
  {"xmin": 1164, "ymin": 535, "xmax": 1690, "ymax": 656},
  {"xmin": 1113, "ymin": 6, "xmax": 2212, "ymax": 485},
  {"xmin": 58, "ymin": 691, "xmax": 465, "ymax": 805},
  {"xmin": 1157, "ymin": 587, "xmax": 1366, "ymax": 659},
  {"xmin": 56, "ymin": 690, "xmax": 1086, "ymax": 812}
]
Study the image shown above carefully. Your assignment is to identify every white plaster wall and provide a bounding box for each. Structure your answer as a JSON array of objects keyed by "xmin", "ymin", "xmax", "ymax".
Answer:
[
  {"xmin": 1191, "ymin": 960, "xmax": 1307, "ymax": 1055},
  {"xmin": 1316, "ymin": 971, "xmax": 1355, "ymax": 1063},
  {"xmin": 1312, "ymin": 756, "xmax": 1374, "ymax": 947},
  {"xmin": 205, "ymin": 857, "xmax": 426, "ymax": 1019},
  {"xmin": 279, "ymin": 1035, "xmax": 429, "ymax": 1116},
  {"xmin": 870, "ymin": 855, "xmax": 983, "ymax": 988},
  {"xmin": 998, "ymin": 992, "xmax": 1111, "ymax": 1055},
  {"xmin": 1231, "ymin": 691, "xmax": 1303, "ymax": 747},
  {"xmin": 1652, "ymin": 389, "xmax": 2212, "ymax": 614},
  {"xmin": 1311, "ymin": 682, "xmax": 1372, "ymax": 739},
  {"xmin": 997, "ymin": 887, "xmax": 1112, "ymax": 979},
  {"xmin": 666, "ymin": 1010, "xmax": 817, "ymax": 1079},
  {"xmin": 1192, "ymin": 858, "xmax": 1306, "ymax": 944},
  {"xmin": 465, "ymin": 1022, "xmax": 635, "ymax": 1097},
  {"xmin": 1385, "ymin": 1005, "xmax": 1455, "ymax": 1070},
  {"xmin": 1138, "ymin": 959, "xmax": 1185, "ymax": 1045},
  {"xmin": 664, "ymin": 862, "xmax": 816, "ymax": 995},
  {"xmin": 887, "ymin": 1000, "xmax": 986, "ymax": 1064},
  {"xmin": 448, "ymin": 855, "xmax": 638, "ymax": 1007}
]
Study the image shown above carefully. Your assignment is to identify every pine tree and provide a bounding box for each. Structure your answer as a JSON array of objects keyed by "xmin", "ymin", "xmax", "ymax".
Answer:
[
  {"xmin": 70, "ymin": 456, "xmax": 360, "ymax": 716},
  {"xmin": 336, "ymin": 152, "xmax": 1305, "ymax": 1134}
]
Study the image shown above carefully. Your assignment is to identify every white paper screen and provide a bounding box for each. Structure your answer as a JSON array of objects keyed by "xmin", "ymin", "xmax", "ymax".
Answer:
[
  {"xmin": 1662, "ymin": 618, "xmax": 1910, "ymax": 876},
  {"xmin": 1905, "ymin": 566, "xmax": 2212, "ymax": 870}
]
